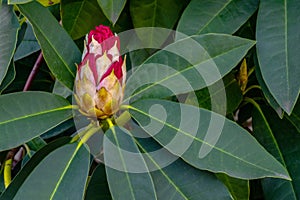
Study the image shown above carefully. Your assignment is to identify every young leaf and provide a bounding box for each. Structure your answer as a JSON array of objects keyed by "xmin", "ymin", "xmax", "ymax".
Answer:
[
  {"xmin": 0, "ymin": 92, "xmax": 73, "ymax": 151},
  {"xmin": 176, "ymin": 0, "xmax": 259, "ymax": 39},
  {"xmin": 256, "ymin": 0, "xmax": 300, "ymax": 114},
  {"xmin": 18, "ymin": 1, "xmax": 82, "ymax": 90},
  {"xmin": 129, "ymin": 99, "xmax": 290, "ymax": 180},
  {"xmin": 0, "ymin": 3, "xmax": 19, "ymax": 85}
]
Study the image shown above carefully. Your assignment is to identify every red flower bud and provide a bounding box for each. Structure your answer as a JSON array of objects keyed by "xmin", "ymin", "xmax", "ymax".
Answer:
[{"xmin": 75, "ymin": 25, "xmax": 126, "ymax": 119}]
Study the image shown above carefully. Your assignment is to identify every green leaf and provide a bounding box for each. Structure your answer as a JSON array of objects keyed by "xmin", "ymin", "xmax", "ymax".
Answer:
[
  {"xmin": 129, "ymin": 99, "xmax": 290, "ymax": 180},
  {"xmin": 18, "ymin": 1, "xmax": 82, "ymax": 90},
  {"xmin": 0, "ymin": 62, "xmax": 15, "ymax": 94},
  {"xmin": 11, "ymin": 143, "xmax": 90, "ymax": 200},
  {"xmin": 85, "ymin": 164, "xmax": 112, "ymax": 200},
  {"xmin": 186, "ymin": 72, "xmax": 243, "ymax": 115},
  {"xmin": 176, "ymin": 0, "xmax": 258, "ymax": 40},
  {"xmin": 254, "ymin": 54, "xmax": 284, "ymax": 118},
  {"xmin": 61, "ymin": 0, "xmax": 110, "ymax": 40},
  {"xmin": 0, "ymin": 3, "xmax": 19, "ymax": 85},
  {"xmin": 130, "ymin": 0, "xmax": 187, "ymax": 45},
  {"xmin": 103, "ymin": 126, "xmax": 156, "ymax": 200},
  {"xmin": 26, "ymin": 136, "xmax": 47, "ymax": 151},
  {"xmin": 131, "ymin": 129, "xmax": 232, "ymax": 200},
  {"xmin": 0, "ymin": 137, "xmax": 71, "ymax": 199},
  {"xmin": 124, "ymin": 34, "xmax": 255, "ymax": 103},
  {"xmin": 256, "ymin": 0, "xmax": 300, "ymax": 114},
  {"xmin": 216, "ymin": 173, "xmax": 249, "ymax": 200},
  {"xmin": 252, "ymin": 103, "xmax": 300, "ymax": 199},
  {"xmin": 286, "ymin": 99, "xmax": 300, "ymax": 133},
  {"xmin": 8, "ymin": 0, "xmax": 32, "ymax": 4},
  {"xmin": 0, "ymin": 92, "xmax": 72, "ymax": 151},
  {"xmin": 14, "ymin": 22, "xmax": 40, "ymax": 61},
  {"xmin": 97, "ymin": 0, "xmax": 126, "ymax": 25}
]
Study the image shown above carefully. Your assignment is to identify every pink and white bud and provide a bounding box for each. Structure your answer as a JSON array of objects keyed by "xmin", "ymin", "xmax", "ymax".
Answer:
[{"xmin": 75, "ymin": 25, "xmax": 126, "ymax": 119}]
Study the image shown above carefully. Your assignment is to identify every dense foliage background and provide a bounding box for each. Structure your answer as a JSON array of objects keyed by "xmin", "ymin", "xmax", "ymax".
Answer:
[{"xmin": 0, "ymin": 0, "xmax": 299, "ymax": 199}]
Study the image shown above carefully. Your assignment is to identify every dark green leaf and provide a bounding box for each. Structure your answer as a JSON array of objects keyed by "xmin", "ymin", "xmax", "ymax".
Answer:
[
  {"xmin": 256, "ymin": 0, "xmax": 300, "ymax": 114},
  {"xmin": 0, "ymin": 92, "xmax": 73, "ymax": 151},
  {"xmin": 61, "ymin": 0, "xmax": 110, "ymax": 40},
  {"xmin": 0, "ymin": 137, "xmax": 71, "ymax": 200},
  {"xmin": 18, "ymin": 1, "xmax": 82, "ymax": 90},
  {"xmin": 131, "ymin": 128, "xmax": 233, "ymax": 200},
  {"xmin": 26, "ymin": 136, "xmax": 46, "ymax": 151},
  {"xmin": 85, "ymin": 164, "xmax": 112, "ymax": 200},
  {"xmin": 176, "ymin": 0, "xmax": 259, "ymax": 39},
  {"xmin": 130, "ymin": 0, "xmax": 187, "ymax": 46},
  {"xmin": 124, "ymin": 34, "xmax": 255, "ymax": 103},
  {"xmin": 129, "ymin": 99, "xmax": 290, "ymax": 180},
  {"xmin": 216, "ymin": 173, "xmax": 249, "ymax": 200},
  {"xmin": 11, "ymin": 143, "xmax": 90, "ymax": 200},
  {"xmin": 186, "ymin": 72, "xmax": 243, "ymax": 114},
  {"xmin": 252, "ymin": 104, "xmax": 300, "ymax": 199},
  {"xmin": 103, "ymin": 126, "xmax": 156, "ymax": 200},
  {"xmin": 254, "ymin": 54, "xmax": 284, "ymax": 118},
  {"xmin": 97, "ymin": 0, "xmax": 127, "ymax": 25},
  {"xmin": 14, "ymin": 22, "xmax": 40, "ymax": 61},
  {"xmin": 0, "ymin": 62, "xmax": 15, "ymax": 94},
  {"xmin": 0, "ymin": 3, "xmax": 19, "ymax": 85},
  {"xmin": 286, "ymin": 99, "xmax": 300, "ymax": 133}
]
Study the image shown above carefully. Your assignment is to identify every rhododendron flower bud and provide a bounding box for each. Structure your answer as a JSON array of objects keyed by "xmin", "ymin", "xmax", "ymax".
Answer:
[{"xmin": 75, "ymin": 25, "xmax": 126, "ymax": 119}]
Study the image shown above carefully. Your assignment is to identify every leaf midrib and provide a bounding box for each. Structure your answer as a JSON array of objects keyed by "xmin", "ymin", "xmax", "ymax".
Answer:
[
  {"xmin": 18, "ymin": 3, "xmax": 76, "ymax": 78},
  {"xmin": 130, "ymin": 103, "xmax": 289, "ymax": 179},
  {"xmin": 124, "ymin": 36, "xmax": 253, "ymax": 102},
  {"xmin": 0, "ymin": 105, "xmax": 72, "ymax": 126}
]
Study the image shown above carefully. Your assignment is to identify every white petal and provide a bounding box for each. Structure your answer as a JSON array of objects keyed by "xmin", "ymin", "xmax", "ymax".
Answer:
[
  {"xmin": 96, "ymin": 52, "xmax": 112, "ymax": 84},
  {"xmin": 107, "ymin": 40, "xmax": 120, "ymax": 63},
  {"xmin": 89, "ymin": 36, "xmax": 102, "ymax": 55},
  {"xmin": 121, "ymin": 55, "xmax": 127, "ymax": 86}
]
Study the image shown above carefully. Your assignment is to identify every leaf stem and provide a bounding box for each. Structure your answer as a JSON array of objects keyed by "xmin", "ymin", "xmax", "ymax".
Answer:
[
  {"xmin": 23, "ymin": 51, "xmax": 44, "ymax": 91},
  {"xmin": 243, "ymin": 85, "xmax": 261, "ymax": 95}
]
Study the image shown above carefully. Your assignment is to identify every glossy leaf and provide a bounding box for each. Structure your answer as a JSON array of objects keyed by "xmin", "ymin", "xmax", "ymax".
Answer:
[
  {"xmin": 85, "ymin": 164, "xmax": 112, "ymax": 200},
  {"xmin": 124, "ymin": 34, "xmax": 255, "ymax": 103},
  {"xmin": 18, "ymin": 1, "xmax": 82, "ymax": 90},
  {"xmin": 252, "ymin": 104, "xmax": 300, "ymax": 199},
  {"xmin": 14, "ymin": 22, "xmax": 40, "ymax": 61},
  {"xmin": 216, "ymin": 173, "xmax": 249, "ymax": 200},
  {"xmin": 130, "ymin": 0, "xmax": 187, "ymax": 45},
  {"xmin": 130, "ymin": 127, "xmax": 232, "ymax": 200},
  {"xmin": 129, "ymin": 99, "xmax": 290, "ymax": 180},
  {"xmin": 103, "ymin": 126, "xmax": 157, "ymax": 200},
  {"xmin": 8, "ymin": 0, "xmax": 60, "ymax": 6},
  {"xmin": 256, "ymin": 0, "xmax": 300, "ymax": 114},
  {"xmin": 186, "ymin": 72, "xmax": 243, "ymax": 115},
  {"xmin": 0, "ymin": 137, "xmax": 71, "ymax": 200},
  {"xmin": 97, "ymin": 0, "xmax": 126, "ymax": 25},
  {"xmin": 11, "ymin": 143, "xmax": 90, "ymax": 200},
  {"xmin": 176, "ymin": 0, "xmax": 258, "ymax": 40},
  {"xmin": 0, "ymin": 3, "xmax": 19, "ymax": 85},
  {"xmin": 0, "ymin": 92, "xmax": 73, "ymax": 151},
  {"xmin": 61, "ymin": 0, "xmax": 110, "ymax": 40}
]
